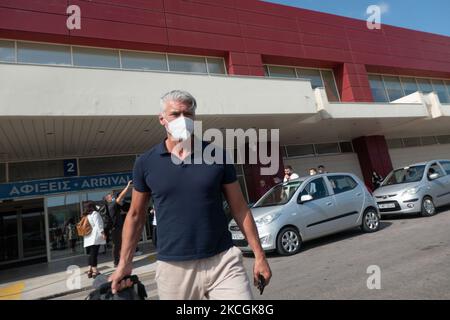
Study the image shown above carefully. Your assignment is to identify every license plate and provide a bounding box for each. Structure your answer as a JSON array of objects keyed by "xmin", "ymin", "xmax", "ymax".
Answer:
[
  {"xmin": 232, "ymin": 233, "xmax": 245, "ymax": 240},
  {"xmin": 378, "ymin": 203, "xmax": 396, "ymax": 209}
]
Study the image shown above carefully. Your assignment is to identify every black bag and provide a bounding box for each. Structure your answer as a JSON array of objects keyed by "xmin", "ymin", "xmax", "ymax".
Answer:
[
  {"xmin": 85, "ymin": 275, "xmax": 147, "ymax": 300},
  {"xmin": 97, "ymin": 202, "xmax": 113, "ymax": 230}
]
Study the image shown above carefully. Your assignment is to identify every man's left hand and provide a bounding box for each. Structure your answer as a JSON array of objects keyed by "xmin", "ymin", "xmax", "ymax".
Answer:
[{"xmin": 253, "ymin": 256, "xmax": 272, "ymax": 287}]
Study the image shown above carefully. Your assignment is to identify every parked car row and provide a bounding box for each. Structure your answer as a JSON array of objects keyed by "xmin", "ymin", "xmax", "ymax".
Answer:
[
  {"xmin": 229, "ymin": 159, "xmax": 450, "ymax": 256},
  {"xmin": 373, "ymin": 160, "xmax": 450, "ymax": 217}
]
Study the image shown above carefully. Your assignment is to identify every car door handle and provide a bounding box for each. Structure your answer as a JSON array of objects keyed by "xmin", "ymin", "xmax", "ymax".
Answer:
[
  {"xmin": 356, "ymin": 192, "xmax": 362, "ymax": 196},
  {"xmin": 326, "ymin": 202, "xmax": 333, "ymax": 206}
]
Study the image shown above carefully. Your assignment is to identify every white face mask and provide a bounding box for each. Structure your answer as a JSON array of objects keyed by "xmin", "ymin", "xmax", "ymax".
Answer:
[{"xmin": 165, "ymin": 116, "xmax": 195, "ymax": 141}]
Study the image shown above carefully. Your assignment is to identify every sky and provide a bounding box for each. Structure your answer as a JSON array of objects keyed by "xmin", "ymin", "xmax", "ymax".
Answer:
[{"xmin": 264, "ymin": 0, "xmax": 450, "ymax": 36}]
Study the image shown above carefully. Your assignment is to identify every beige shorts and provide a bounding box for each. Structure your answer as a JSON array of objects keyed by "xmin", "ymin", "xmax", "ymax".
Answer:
[{"xmin": 155, "ymin": 246, "xmax": 253, "ymax": 300}]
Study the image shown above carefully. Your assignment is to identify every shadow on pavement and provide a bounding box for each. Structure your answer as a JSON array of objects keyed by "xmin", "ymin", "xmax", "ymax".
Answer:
[
  {"xmin": 381, "ymin": 204, "xmax": 450, "ymax": 220},
  {"xmin": 244, "ymin": 222, "xmax": 393, "ymax": 259},
  {"xmin": 0, "ymin": 242, "xmax": 156, "ymax": 284}
]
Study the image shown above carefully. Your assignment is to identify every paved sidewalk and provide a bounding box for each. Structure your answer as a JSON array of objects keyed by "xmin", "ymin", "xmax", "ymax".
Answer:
[{"xmin": 0, "ymin": 244, "xmax": 157, "ymax": 300}]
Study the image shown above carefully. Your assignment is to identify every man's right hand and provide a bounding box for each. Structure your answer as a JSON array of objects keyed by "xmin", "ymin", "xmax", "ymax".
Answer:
[{"xmin": 109, "ymin": 262, "xmax": 133, "ymax": 294}]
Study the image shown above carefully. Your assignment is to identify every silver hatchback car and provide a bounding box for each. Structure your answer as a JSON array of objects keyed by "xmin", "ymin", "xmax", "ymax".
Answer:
[
  {"xmin": 373, "ymin": 160, "xmax": 450, "ymax": 217},
  {"xmin": 229, "ymin": 173, "xmax": 380, "ymax": 255}
]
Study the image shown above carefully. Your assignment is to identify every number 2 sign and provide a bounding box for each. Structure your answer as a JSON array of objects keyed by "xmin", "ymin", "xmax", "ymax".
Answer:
[{"xmin": 64, "ymin": 159, "xmax": 78, "ymax": 177}]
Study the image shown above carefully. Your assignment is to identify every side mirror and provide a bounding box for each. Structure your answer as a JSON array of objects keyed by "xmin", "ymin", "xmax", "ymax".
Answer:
[
  {"xmin": 429, "ymin": 173, "xmax": 439, "ymax": 180},
  {"xmin": 298, "ymin": 194, "xmax": 313, "ymax": 204}
]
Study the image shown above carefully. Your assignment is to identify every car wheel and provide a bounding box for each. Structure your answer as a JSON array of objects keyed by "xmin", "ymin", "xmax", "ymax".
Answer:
[
  {"xmin": 421, "ymin": 196, "xmax": 436, "ymax": 217},
  {"xmin": 361, "ymin": 208, "xmax": 380, "ymax": 233},
  {"xmin": 276, "ymin": 227, "xmax": 302, "ymax": 256}
]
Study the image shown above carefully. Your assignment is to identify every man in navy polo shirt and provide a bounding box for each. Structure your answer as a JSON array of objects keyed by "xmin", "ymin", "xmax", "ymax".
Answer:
[{"xmin": 109, "ymin": 90, "xmax": 272, "ymax": 299}]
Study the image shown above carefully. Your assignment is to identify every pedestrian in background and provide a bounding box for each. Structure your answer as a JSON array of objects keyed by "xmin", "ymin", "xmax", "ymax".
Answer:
[
  {"xmin": 372, "ymin": 171, "xmax": 384, "ymax": 190},
  {"xmin": 309, "ymin": 168, "xmax": 318, "ymax": 176},
  {"xmin": 273, "ymin": 176, "xmax": 282, "ymax": 185},
  {"xmin": 82, "ymin": 201, "xmax": 106, "ymax": 279},
  {"xmin": 318, "ymin": 165, "xmax": 328, "ymax": 174},
  {"xmin": 284, "ymin": 165, "xmax": 299, "ymax": 182},
  {"xmin": 257, "ymin": 179, "xmax": 271, "ymax": 198},
  {"xmin": 65, "ymin": 218, "xmax": 78, "ymax": 253},
  {"xmin": 103, "ymin": 180, "xmax": 133, "ymax": 268}
]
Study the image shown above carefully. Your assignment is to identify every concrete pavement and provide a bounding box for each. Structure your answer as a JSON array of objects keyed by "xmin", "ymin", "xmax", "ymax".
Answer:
[
  {"xmin": 243, "ymin": 207, "xmax": 450, "ymax": 300},
  {"xmin": 0, "ymin": 243, "xmax": 157, "ymax": 300},
  {"xmin": 2, "ymin": 208, "xmax": 450, "ymax": 300}
]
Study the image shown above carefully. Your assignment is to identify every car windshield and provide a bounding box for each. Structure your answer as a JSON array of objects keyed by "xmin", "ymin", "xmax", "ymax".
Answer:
[
  {"xmin": 382, "ymin": 165, "xmax": 426, "ymax": 186},
  {"xmin": 253, "ymin": 180, "xmax": 303, "ymax": 208}
]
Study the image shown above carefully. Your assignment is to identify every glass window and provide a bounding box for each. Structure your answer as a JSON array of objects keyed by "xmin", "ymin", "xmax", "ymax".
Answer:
[
  {"xmin": 431, "ymin": 79, "xmax": 450, "ymax": 104},
  {"xmin": 436, "ymin": 135, "xmax": 450, "ymax": 144},
  {"xmin": 47, "ymin": 195, "xmax": 83, "ymax": 260},
  {"xmin": 339, "ymin": 142, "xmax": 353, "ymax": 153},
  {"xmin": 383, "ymin": 76, "xmax": 404, "ymax": 101},
  {"xmin": 321, "ymin": 70, "xmax": 340, "ymax": 102},
  {"xmin": 280, "ymin": 146, "xmax": 287, "ymax": 158},
  {"xmin": 9, "ymin": 160, "xmax": 65, "ymax": 182},
  {"xmin": 168, "ymin": 55, "xmax": 207, "ymax": 73},
  {"xmin": 254, "ymin": 180, "xmax": 303, "ymax": 208},
  {"xmin": 0, "ymin": 163, "xmax": 5, "ymax": 183},
  {"xmin": 386, "ymin": 138, "xmax": 403, "ymax": 149},
  {"xmin": 263, "ymin": 65, "xmax": 269, "ymax": 77},
  {"xmin": 328, "ymin": 175, "xmax": 358, "ymax": 194},
  {"xmin": 439, "ymin": 161, "xmax": 450, "ymax": 175},
  {"xmin": 428, "ymin": 163, "xmax": 444, "ymax": 179},
  {"xmin": 17, "ymin": 42, "xmax": 71, "ymax": 65},
  {"xmin": 297, "ymin": 68, "xmax": 323, "ymax": 88},
  {"xmin": 368, "ymin": 75, "xmax": 388, "ymax": 102},
  {"xmin": 400, "ymin": 77, "xmax": 419, "ymax": 96},
  {"xmin": 79, "ymin": 155, "xmax": 135, "ymax": 176},
  {"xmin": 383, "ymin": 165, "xmax": 425, "ymax": 186},
  {"xmin": 403, "ymin": 137, "xmax": 421, "ymax": 147},
  {"xmin": 421, "ymin": 136, "xmax": 437, "ymax": 146},
  {"xmin": 73, "ymin": 47, "xmax": 120, "ymax": 68},
  {"xmin": 315, "ymin": 143, "xmax": 339, "ymax": 155},
  {"xmin": 299, "ymin": 178, "xmax": 329, "ymax": 200},
  {"xmin": 417, "ymin": 78, "xmax": 433, "ymax": 93},
  {"xmin": 286, "ymin": 144, "xmax": 315, "ymax": 157},
  {"xmin": 207, "ymin": 57, "xmax": 226, "ymax": 74},
  {"xmin": 120, "ymin": 51, "xmax": 167, "ymax": 71},
  {"xmin": 446, "ymin": 81, "xmax": 450, "ymax": 97},
  {"xmin": 267, "ymin": 66, "xmax": 296, "ymax": 78},
  {"xmin": 0, "ymin": 40, "xmax": 15, "ymax": 62}
]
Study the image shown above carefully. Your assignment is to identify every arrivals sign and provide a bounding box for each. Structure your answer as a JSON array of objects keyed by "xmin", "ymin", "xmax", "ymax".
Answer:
[{"xmin": 0, "ymin": 172, "xmax": 132, "ymax": 200}]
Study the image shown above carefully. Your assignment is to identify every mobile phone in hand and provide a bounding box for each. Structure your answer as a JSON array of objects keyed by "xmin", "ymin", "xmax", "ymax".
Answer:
[{"xmin": 257, "ymin": 274, "xmax": 266, "ymax": 295}]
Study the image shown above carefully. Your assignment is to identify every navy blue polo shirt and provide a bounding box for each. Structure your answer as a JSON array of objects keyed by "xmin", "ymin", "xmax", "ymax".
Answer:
[{"xmin": 132, "ymin": 140, "xmax": 236, "ymax": 261}]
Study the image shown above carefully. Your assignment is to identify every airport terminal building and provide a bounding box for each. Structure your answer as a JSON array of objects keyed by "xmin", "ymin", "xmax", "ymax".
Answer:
[{"xmin": 0, "ymin": 0, "xmax": 449, "ymax": 267}]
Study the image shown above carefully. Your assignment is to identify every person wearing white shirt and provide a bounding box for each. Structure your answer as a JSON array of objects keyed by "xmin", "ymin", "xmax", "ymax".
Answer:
[
  {"xmin": 283, "ymin": 165, "xmax": 300, "ymax": 182},
  {"xmin": 83, "ymin": 201, "xmax": 106, "ymax": 279}
]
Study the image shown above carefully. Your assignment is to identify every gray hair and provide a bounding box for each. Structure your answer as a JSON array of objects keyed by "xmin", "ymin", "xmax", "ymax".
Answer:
[{"xmin": 160, "ymin": 90, "xmax": 197, "ymax": 114}]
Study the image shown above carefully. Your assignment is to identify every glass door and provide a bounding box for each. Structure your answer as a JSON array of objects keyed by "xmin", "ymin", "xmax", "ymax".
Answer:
[
  {"xmin": 0, "ymin": 199, "xmax": 46, "ymax": 264},
  {"xmin": 0, "ymin": 211, "xmax": 19, "ymax": 263},
  {"xmin": 21, "ymin": 208, "xmax": 46, "ymax": 258},
  {"xmin": 47, "ymin": 194, "xmax": 84, "ymax": 260}
]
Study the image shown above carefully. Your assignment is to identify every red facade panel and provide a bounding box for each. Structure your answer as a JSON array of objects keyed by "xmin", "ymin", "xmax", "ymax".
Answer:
[
  {"xmin": 165, "ymin": 13, "xmax": 241, "ymax": 37},
  {"xmin": 0, "ymin": 0, "xmax": 449, "ymax": 99}
]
